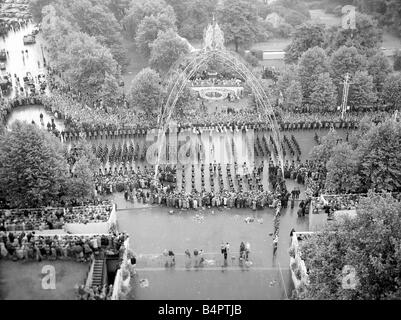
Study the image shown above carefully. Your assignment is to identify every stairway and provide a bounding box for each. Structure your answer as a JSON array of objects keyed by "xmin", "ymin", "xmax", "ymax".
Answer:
[{"xmin": 92, "ymin": 259, "xmax": 105, "ymax": 287}]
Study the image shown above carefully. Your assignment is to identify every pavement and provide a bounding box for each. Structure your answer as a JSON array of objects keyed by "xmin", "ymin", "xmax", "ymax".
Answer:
[
  {"xmin": 1, "ymin": 22, "xmax": 45, "ymax": 99},
  {"xmin": 117, "ymin": 188, "xmax": 308, "ymax": 300}
]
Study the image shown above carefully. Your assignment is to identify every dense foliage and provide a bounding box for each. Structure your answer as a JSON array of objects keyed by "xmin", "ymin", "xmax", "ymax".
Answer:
[
  {"xmin": 0, "ymin": 123, "xmax": 98, "ymax": 208},
  {"xmin": 128, "ymin": 67, "xmax": 163, "ymax": 114},
  {"xmin": 311, "ymin": 118, "xmax": 401, "ymax": 194},
  {"xmin": 298, "ymin": 192, "xmax": 401, "ymax": 299}
]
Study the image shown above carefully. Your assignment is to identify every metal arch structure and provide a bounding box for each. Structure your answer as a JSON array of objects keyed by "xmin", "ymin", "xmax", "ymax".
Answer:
[{"xmin": 154, "ymin": 48, "xmax": 284, "ymax": 178}]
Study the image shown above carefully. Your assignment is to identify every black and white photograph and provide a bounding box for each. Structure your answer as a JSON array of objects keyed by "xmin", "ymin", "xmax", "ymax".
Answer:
[{"xmin": 0, "ymin": 0, "xmax": 401, "ymax": 309}]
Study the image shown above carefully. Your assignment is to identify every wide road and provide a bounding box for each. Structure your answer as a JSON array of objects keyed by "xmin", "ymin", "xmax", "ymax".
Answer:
[
  {"xmin": 1, "ymin": 22, "xmax": 45, "ymax": 98},
  {"xmin": 117, "ymin": 198, "xmax": 309, "ymax": 300}
]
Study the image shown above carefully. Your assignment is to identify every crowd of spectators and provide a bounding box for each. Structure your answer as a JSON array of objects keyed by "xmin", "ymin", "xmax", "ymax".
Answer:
[
  {"xmin": 311, "ymin": 192, "xmax": 401, "ymax": 215},
  {"xmin": 2, "ymin": 84, "xmax": 397, "ymax": 140},
  {"xmin": 63, "ymin": 205, "xmax": 113, "ymax": 224},
  {"xmin": 0, "ymin": 232, "xmax": 128, "ymax": 262},
  {"xmin": 77, "ymin": 284, "xmax": 114, "ymax": 300},
  {"xmin": 189, "ymin": 77, "xmax": 243, "ymax": 87},
  {"xmin": 0, "ymin": 204, "xmax": 113, "ymax": 232}
]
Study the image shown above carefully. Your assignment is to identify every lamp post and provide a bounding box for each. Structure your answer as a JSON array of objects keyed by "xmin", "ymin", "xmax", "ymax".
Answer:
[{"xmin": 338, "ymin": 72, "xmax": 351, "ymax": 120}]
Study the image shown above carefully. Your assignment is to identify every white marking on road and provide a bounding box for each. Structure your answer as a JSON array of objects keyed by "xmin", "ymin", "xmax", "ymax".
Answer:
[
  {"xmin": 278, "ymin": 262, "xmax": 289, "ymax": 299},
  {"xmin": 134, "ymin": 266, "xmax": 287, "ymax": 272}
]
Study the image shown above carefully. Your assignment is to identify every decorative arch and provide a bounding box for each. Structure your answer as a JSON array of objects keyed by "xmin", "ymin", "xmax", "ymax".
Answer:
[{"xmin": 154, "ymin": 48, "xmax": 284, "ymax": 173}]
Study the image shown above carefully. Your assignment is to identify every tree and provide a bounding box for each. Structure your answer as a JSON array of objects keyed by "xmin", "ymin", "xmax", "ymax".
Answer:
[
  {"xmin": 298, "ymin": 47, "xmax": 330, "ymax": 101},
  {"xmin": 65, "ymin": 139, "xmax": 100, "ymax": 202},
  {"xmin": 357, "ymin": 119, "xmax": 401, "ymax": 192},
  {"xmin": 283, "ymin": 10, "xmax": 308, "ymax": 27},
  {"xmin": 0, "ymin": 122, "xmax": 70, "ymax": 208},
  {"xmin": 65, "ymin": 0, "xmax": 128, "ymax": 68},
  {"xmin": 41, "ymin": 4, "xmax": 123, "ymax": 102},
  {"xmin": 179, "ymin": 0, "xmax": 216, "ymax": 40},
  {"xmin": 29, "ymin": 0, "xmax": 52, "ymax": 22},
  {"xmin": 329, "ymin": 46, "xmax": 367, "ymax": 88},
  {"xmin": 122, "ymin": 0, "xmax": 174, "ymax": 38},
  {"xmin": 103, "ymin": 0, "xmax": 131, "ymax": 21},
  {"xmin": 382, "ymin": 73, "xmax": 401, "ymax": 108},
  {"xmin": 47, "ymin": 0, "xmax": 128, "ymax": 69},
  {"xmin": 172, "ymin": 84, "xmax": 195, "ymax": 118},
  {"xmin": 309, "ymin": 73, "xmax": 337, "ymax": 111},
  {"xmin": 356, "ymin": 0, "xmax": 401, "ymax": 36},
  {"xmin": 165, "ymin": 0, "xmax": 190, "ymax": 29},
  {"xmin": 310, "ymin": 129, "xmax": 341, "ymax": 169},
  {"xmin": 128, "ymin": 68, "xmax": 163, "ymax": 114},
  {"xmin": 41, "ymin": 5, "xmax": 78, "ymax": 66},
  {"xmin": 298, "ymin": 193, "xmax": 401, "ymax": 299},
  {"xmin": 276, "ymin": 64, "xmax": 299, "ymax": 95},
  {"xmin": 244, "ymin": 52, "xmax": 259, "ymax": 68},
  {"xmin": 325, "ymin": 142, "xmax": 361, "ymax": 193},
  {"xmin": 367, "ymin": 51, "xmax": 392, "ymax": 93},
  {"xmin": 135, "ymin": 12, "xmax": 176, "ymax": 57},
  {"xmin": 217, "ymin": 0, "xmax": 263, "ymax": 52},
  {"xmin": 57, "ymin": 31, "xmax": 120, "ymax": 106},
  {"xmin": 327, "ymin": 13, "xmax": 382, "ymax": 55},
  {"xmin": 284, "ymin": 23, "xmax": 326, "ymax": 64},
  {"xmin": 283, "ymin": 80, "xmax": 302, "ymax": 111},
  {"xmin": 149, "ymin": 29, "xmax": 190, "ymax": 73},
  {"xmin": 348, "ymin": 71, "xmax": 377, "ymax": 108},
  {"xmin": 393, "ymin": 50, "xmax": 401, "ymax": 71}
]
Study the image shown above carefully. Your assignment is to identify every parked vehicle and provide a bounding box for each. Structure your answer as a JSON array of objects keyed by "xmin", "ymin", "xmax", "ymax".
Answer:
[
  {"xmin": 23, "ymin": 34, "xmax": 35, "ymax": 45},
  {"xmin": 0, "ymin": 49, "xmax": 6, "ymax": 61}
]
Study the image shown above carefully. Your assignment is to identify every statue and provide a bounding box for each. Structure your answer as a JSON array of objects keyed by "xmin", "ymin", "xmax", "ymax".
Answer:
[{"xmin": 203, "ymin": 15, "xmax": 225, "ymax": 51}]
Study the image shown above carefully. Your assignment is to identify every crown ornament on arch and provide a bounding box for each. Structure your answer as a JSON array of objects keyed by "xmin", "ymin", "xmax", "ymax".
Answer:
[{"xmin": 203, "ymin": 14, "xmax": 225, "ymax": 51}]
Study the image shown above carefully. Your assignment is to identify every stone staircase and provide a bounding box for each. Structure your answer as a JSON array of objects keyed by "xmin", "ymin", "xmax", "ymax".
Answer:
[{"xmin": 92, "ymin": 259, "xmax": 105, "ymax": 287}]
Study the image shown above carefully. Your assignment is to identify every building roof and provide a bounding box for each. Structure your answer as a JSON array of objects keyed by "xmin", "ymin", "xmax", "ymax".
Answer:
[{"xmin": 263, "ymin": 51, "xmax": 285, "ymax": 60}]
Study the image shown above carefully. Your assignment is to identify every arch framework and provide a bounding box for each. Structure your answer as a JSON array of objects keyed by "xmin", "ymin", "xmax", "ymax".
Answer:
[{"xmin": 154, "ymin": 48, "xmax": 284, "ymax": 177}]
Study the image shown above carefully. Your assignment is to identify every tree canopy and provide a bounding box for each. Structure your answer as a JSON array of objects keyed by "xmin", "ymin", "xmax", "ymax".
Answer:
[
  {"xmin": 367, "ymin": 51, "xmax": 392, "ymax": 93},
  {"xmin": 329, "ymin": 46, "xmax": 367, "ymax": 87},
  {"xmin": 309, "ymin": 72, "xmax": 337, "ymax": 112},
  {"xmin": 123, "ymin": 0, "xmax": 174, "ymax": 39},
  {"xmin": 298, "ymin": 192, "xmax": 401, "ymax": 299},
  {"xmin": 135, "ymin": 12, "xmax": 177, "ymax": 57},
  {"xmin": 149, "ymin": 29, "xmax": 190, "ymax": 73},
  {"xmin": 128, "ymin": 67, "xmax": 163, "ymax": 114},
  {"xmin": 298, "ymin": 46, "xmax": 330, "ymax": 102},
  {"xmin": 310, "ymin": 118, "xmax": 401, "ymax": 194},
  {"xmin": 217, "ymin": 0, "xmax": 264, "ymax": 52},
  {"xmin": 382, "ymin": 73, "xmax": 401, "ymax": 109},
  {"xmin": 178, "ymin": 0, "xmax": 216, "ymax": 40},
  {"xmin": 327, "ymin": 13, "xmax": 382, "ymax": 55},
  {"xmin": 41, "ymin": 5, "xmax": 121, "ymax": 107},
  {"xmin": 0, "ymin": 122, "xmax": 97, "ymax": 208},
  {"xmin": 284, "ymin": 23, "xmax": 326, "ymax": 64}
]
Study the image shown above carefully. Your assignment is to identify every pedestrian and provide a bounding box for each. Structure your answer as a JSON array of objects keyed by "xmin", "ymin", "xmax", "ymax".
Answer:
[
  {"xmin": 199, "ymin": 249, "xmax": 204, "ymax": 265},
  {"xmin": 273, "ymin": 234, "xmax": 279, "ymax": 252},
  {"xmin": 168, "ymin": 250, "xmax": 175, "ymax": 264},
  {"xmin": 239, "ymin": 241, "xmax": 245, "ymax": 260},
  {"xmin": 224, "ymin": 242, "xmax": 229, "ymax": 260},
  {"xmin": 245, "ymin": 242, "xmax": 250, "ymax": 261},
  {"xmin": 220, "ymin": 242, "xmax": 225, "ymax": 255},
  {"xmin": 290, "ymin": 228, "xmax": 295, "ymax": 239}
]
